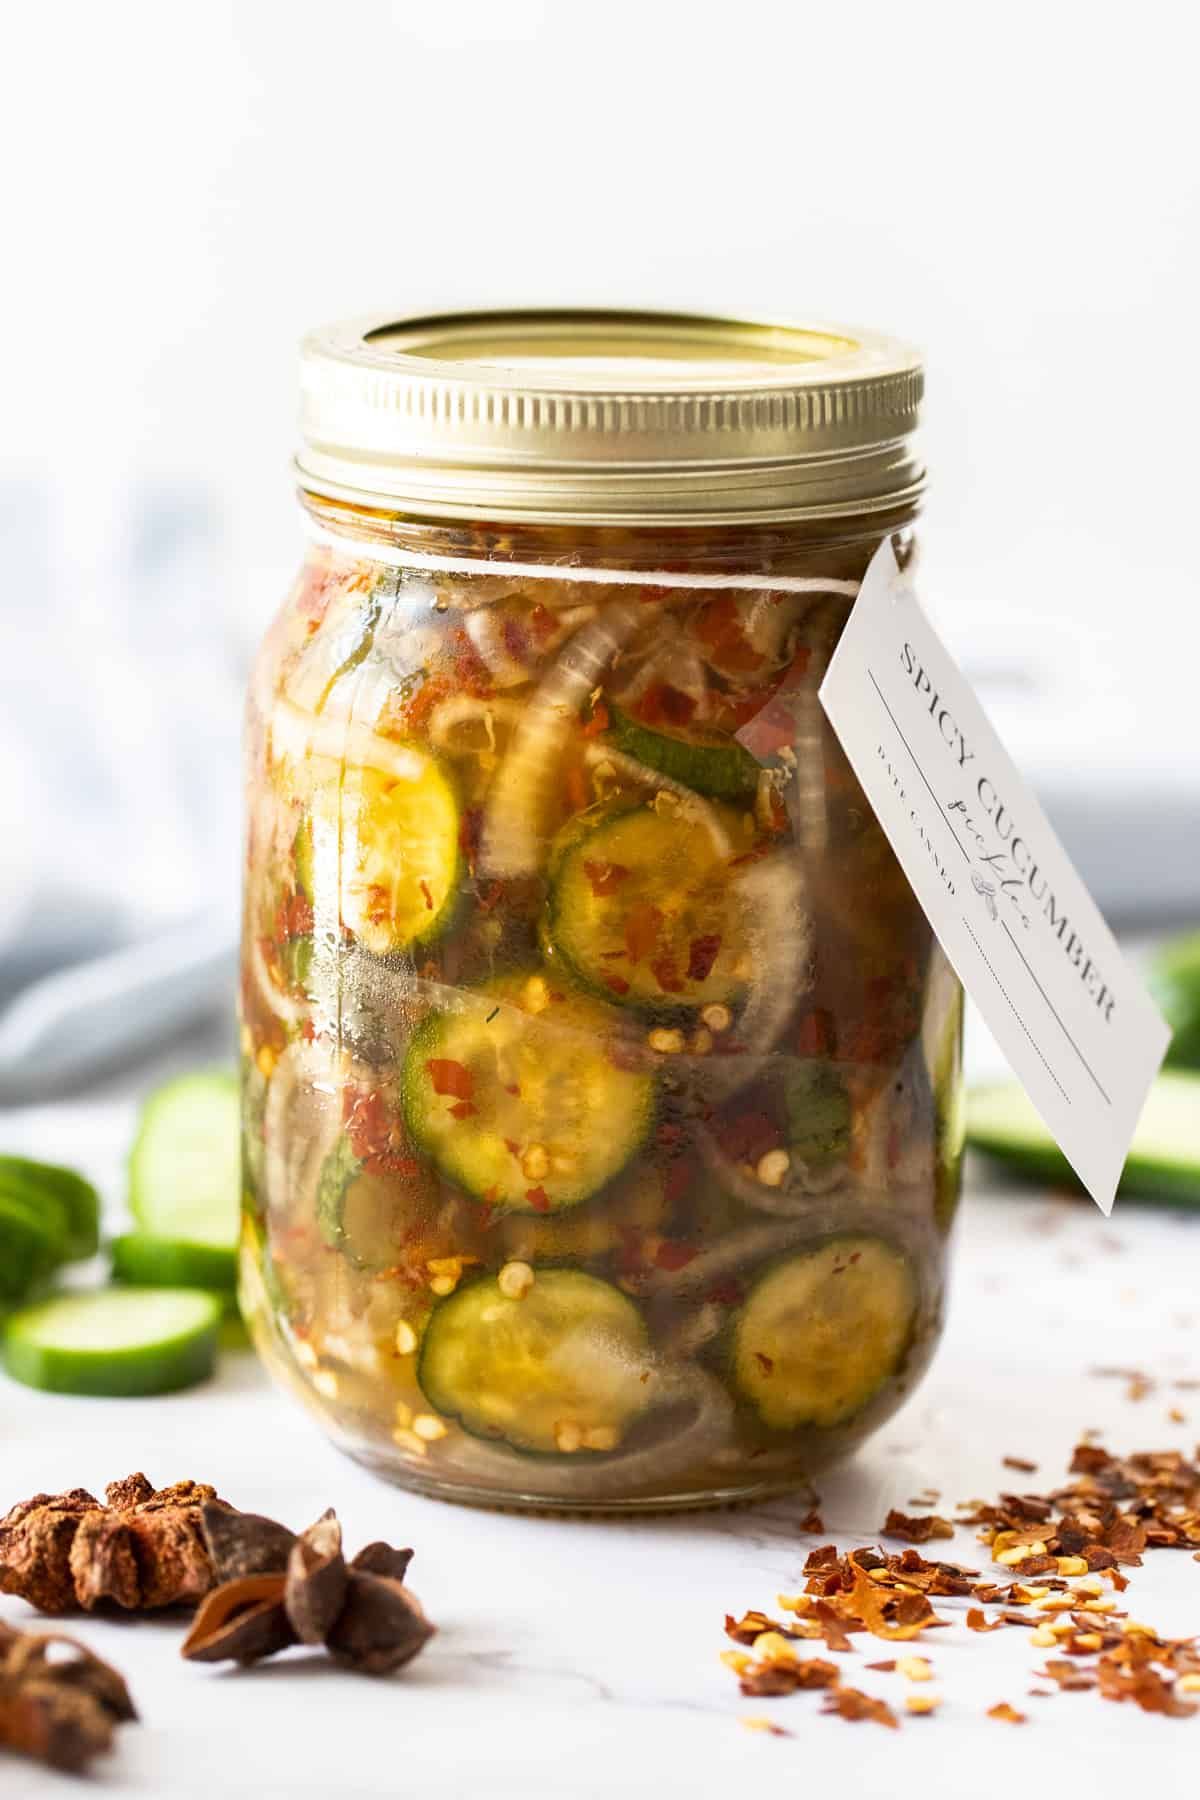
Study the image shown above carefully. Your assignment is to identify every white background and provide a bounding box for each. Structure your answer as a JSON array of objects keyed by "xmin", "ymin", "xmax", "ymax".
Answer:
[
  {"xmin": 3, "ymin": 0, "xmax": 1197, "ymax": 933},
  {"xmin": 2, "ymin": 0, "xmax": 1197, "ymax": 649}
]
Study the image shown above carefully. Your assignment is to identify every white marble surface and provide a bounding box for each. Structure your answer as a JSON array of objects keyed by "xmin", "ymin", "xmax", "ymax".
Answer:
[{"xmin": 3, "ymin": 1080, "xmax": 1200, "ymax": 1798}]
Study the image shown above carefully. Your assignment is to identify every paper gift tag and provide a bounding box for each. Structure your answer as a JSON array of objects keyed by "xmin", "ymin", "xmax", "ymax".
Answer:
[{"xmin": 819, "ymin": 538, "xmax": 1170, "ymax": 1212}]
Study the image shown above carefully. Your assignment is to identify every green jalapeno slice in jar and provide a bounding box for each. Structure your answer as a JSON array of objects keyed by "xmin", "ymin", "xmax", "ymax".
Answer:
[
  {"xmin": 546, "ymin": 802, "xmax": 752, "ymax": 1013},
  {"xmin": 731, "ymin": 1236, "xmax": 917, "ymax": 1431},
  {"xmin": 401, "ymin": 974, "xmax": 654, "ymax": 1212},
  {"xmin": 605, "ymin": 703, "xmax": 761, "ymax": 801},
  {"xmin": 417, "ymin": 1267, "xmax": 653, "ymax": 1455}
]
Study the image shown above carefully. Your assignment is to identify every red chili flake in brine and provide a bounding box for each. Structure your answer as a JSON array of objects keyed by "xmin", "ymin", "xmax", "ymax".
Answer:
[
  {"xmin": 525, "ymin": 1186, "xmax": 550, "ymax": 1212},
  {"xmin": 686, "ymin": 934, "xmax": 722, "ymax": 983},
  {"xmin": 602, "ymin": 973, "xmax": 632, "ymax": 997},
  {"xmin": 501, "ymin": 613, "xmax": 530, "ymax": 664},
  {"xmin": 796, "ymin": 1008, "xmax": 836, "ymax": 1057},
  {"xmin": 583, "ymin": 859, "xmax": 630, "ymax": 896},
  {"xmin": 449, "ymin": 1102, "xmax": 475, "ymax": 1121},
  {"xmin": 634, "ymin": 682, "xmax": 697, "ymax": 728},
  {"xmin": 654, "ymin": 1241, "xmax": 698, "ymax": 1272},
  {"xmin": 650, "ymin": 953, "xmax": 684, "ymax": 994},
  {"xmin": 623, "ymin": 903, "xmax": 663, "ymax": 965},
  {"xmin": 425, "ymin": 1059, "xmax": 474, "ymax": 1103},
  {"xmin": 418, "ymin": 879, "xmax": 435, "ymax": 912},
  {"xmin": 580, "ymin": 700, "xmax": 610, "ymax": 738}
]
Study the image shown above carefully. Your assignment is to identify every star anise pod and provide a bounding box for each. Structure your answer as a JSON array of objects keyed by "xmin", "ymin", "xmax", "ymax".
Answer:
[
  {"xmin": 0, "ymin": 1618, "xmax": 137, "ymax": 1772},
  {"xmin": 182, "ymin": 1507, "xmax": 432, "ymax": 1676},
  {"xmin": 0, "ymin": 1474, "xmax": 230, "ymax": 1614}
]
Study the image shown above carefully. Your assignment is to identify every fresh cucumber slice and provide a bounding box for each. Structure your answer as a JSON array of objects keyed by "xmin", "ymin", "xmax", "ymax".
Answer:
[
  {"xmin": 129, "ymin": 1070, "xmax": 240, "ymax": 1250},
  {"xmin": 732, "ymin": 1237, "xmax": 917, "ymax": 1430},
  {"xmin": 2, "ymin": 1287, "xmax": 221, "ymax": 1396},
  {"xmin": 417, "ymin": 1267, "xmax": 653, "ymax": 1455},
  {"xmin": 607, "ymin": 703, "xmax": 761, "ymax": 800},
  {"xmin": 0, "ymin": 1156, "xmax": 99, "ymax": 1260},
  {"xmin": 316, "ymin": 748, "xmax": 461, "ymax": 957},
  {"xmin": 0, "ymin": 1195, "xmax": 64, "ymax": 1302},
  {"xmin": 110, "ymin": 1232, "xmax": 237, "ymax": 1296},
  {"xmin": 1148, "ymin": 931, "xmax": 1200, "ymax": 1070},
  {"xmin": 546, "ymin": 803, "xmax": 749, "ymax": 1013},
  {"xmin": 967, "ymin": 1072, "xmax": 1200, "ymax": 1204},
  {"xmin": 402, "ymin": 975, "xmax": 654, "ymax": 1213}
]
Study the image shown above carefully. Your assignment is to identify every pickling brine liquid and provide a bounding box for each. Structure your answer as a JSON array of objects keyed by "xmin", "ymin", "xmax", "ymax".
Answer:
[{"xmin": 239, "ymin": 522, "xmax": 962, "ymax": 1509}]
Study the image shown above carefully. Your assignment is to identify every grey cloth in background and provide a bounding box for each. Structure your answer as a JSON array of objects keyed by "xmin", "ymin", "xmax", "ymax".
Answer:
[{"xmin": 0, "ymin": 483, "xmax": 241, "ymax": 1098}]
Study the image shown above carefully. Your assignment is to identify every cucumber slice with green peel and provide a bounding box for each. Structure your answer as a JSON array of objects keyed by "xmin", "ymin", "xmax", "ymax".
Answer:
[
  {"xmin": 2, "ymin": 1287, "xmax": 222, "ymax": 1396},
  {"xmin": 417, "ymin": 1267, "xmax": 653, "ymax": 1455},
  {"xmin": 546, "ymin": 803, "xmax": 750, "ymax": 1013},
  {"xmin": 402, "ymin": 975, "xmax": 654, "ymax": 1213},
  {"xmin": 0, "ymin": 1196, "xmax": 64, "ymax": 1302},
  {"xmin": 1148, "ymin": 931, "xmax": 1200, "ymax": 1070},
  {"xmin": 110, "ymin": 1233, "xmax": 237, "ymax": 1296},
  {"xmin": 0, "ymin": 1156, "xmax": 99, "ymax": 1260},
  {"xmin": 319, "ymin": 750, "xmax": 462, "ymax": 957},
  {"xmin": 130, "ymin": 1070, "xmax": 240, "ymax": 1249},
  {"xmin": 606, "ymin": 703, "xmax": 761, "ymax": 800},
  {"xmin": 732, "ymin": 1237, "xmax": 917, "ymax": 1431},
  {"xmin": 967, "ymin": 1073, "xmax": 1200, "ymax": 1205},
  {"xmin": 781, "ymin": 1061, "xmax": 852, "ymax": 1169},
  {"xmin": 315, "ymin": 1138, "xmax": 425, "ymax": 1268}
]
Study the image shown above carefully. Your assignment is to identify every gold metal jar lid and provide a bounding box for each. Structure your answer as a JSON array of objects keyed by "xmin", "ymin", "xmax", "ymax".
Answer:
[{"xmin": 297, "ymin": 309, "xmax": 924, "ymax": 525}]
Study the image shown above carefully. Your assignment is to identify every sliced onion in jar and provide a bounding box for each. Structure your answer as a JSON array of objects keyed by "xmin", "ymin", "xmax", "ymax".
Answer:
[
  {"xmin": 479, "ymin": 600, "xmax": 643, "ymax": 878},
  {"xmin": 696, "ymin": 1123, "xmax": 847, "ymax": 1217},
  {"xmin": 426, "ymin": 694, "xmax": 524, "ymax": 758},
  {"xmin": 430, "ymin": 1365, "xmax": 735, "ymax": 1502},
  {"xmin": 702, "ymin": 854, "xmax": 814, "ymax": 1095},
  {"xmin": 262, "ymin": 1039, "xmax": 347, "ymax": 1226}
]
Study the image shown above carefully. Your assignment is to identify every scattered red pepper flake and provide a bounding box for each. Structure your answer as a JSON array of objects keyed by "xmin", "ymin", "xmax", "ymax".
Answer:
[
  {"xmin": 418, "ymin": 879, "xmax": 434, "ymax": 911},
  {"xmin": 752, "ymin": 1352, "xmax": 775, "ymax": 1377},
  {"xmin": 602, "ymin": 974, "xmax": 632, "ymax": 997},
  {"xmin": 987, "ymin": 1702, "xmax": 1027, "ymax": 1724},
  {"xmin": 821, "ymin": 1686, "xmax": 898, "ymax": 1729},
  {"xmin": 448, "ymin": 1102, "xmax": 475, "ymax": 1121},
  {"xmin": 882, "ymin": 1510, "xmax": 955, "ymax": 1544},
  {"xmin": 525, "ymin": 1187, "xmax": 550, "ymax": 1212},
  {"xmin": 1003, "ymin": 1456, "xmax": 1038, "ymax": 1474}
]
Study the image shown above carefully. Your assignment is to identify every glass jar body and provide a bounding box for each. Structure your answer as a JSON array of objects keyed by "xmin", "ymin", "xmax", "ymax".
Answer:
[{"xmin": 239, "ymin": 505, "xmax": 963, "ymax": 1511}]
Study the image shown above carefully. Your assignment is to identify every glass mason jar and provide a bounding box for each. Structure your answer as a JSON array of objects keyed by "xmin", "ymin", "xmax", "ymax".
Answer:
[{"xmin": 240, "ymin": 310, "xmax": 963, "ymax": 1510}]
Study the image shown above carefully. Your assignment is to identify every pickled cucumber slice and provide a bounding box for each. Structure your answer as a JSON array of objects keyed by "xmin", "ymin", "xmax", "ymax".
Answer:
[
  {"xmin": 0, "ymin": 1156, "xmax": 99, "ymax": 1261},
  {"xmin": 732, "ymin": 1237, "xmax": 917, "ymax": 1430},
  {"xmin": 607, "ymin": 703, "xmax": 760, "ymax": 800},
  {"xmin": 2, "ymin": 1287, "xmax": 222, "ymax": 1396},
  {"xmin": 547, "ymin": 804, "xmax": 749, "ymax": 1012},
  {"xmin": 782, "ymin": 1061, "xmax": 852, "ymax": 1169},
  {"xmin": 315, "ymin": 1136, "xmax": 433, "ymax": 1269},
  {"xmin": 402, "ymin": 976, "xmax": 653, "ymax": 1212},
  {"xmin": 417, "ymin": 1268, "xmax": 652, "ymax": 1454},
  {"xmin": 332, "ymin": 751, "xmax": 461, "ymax": 956}
]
